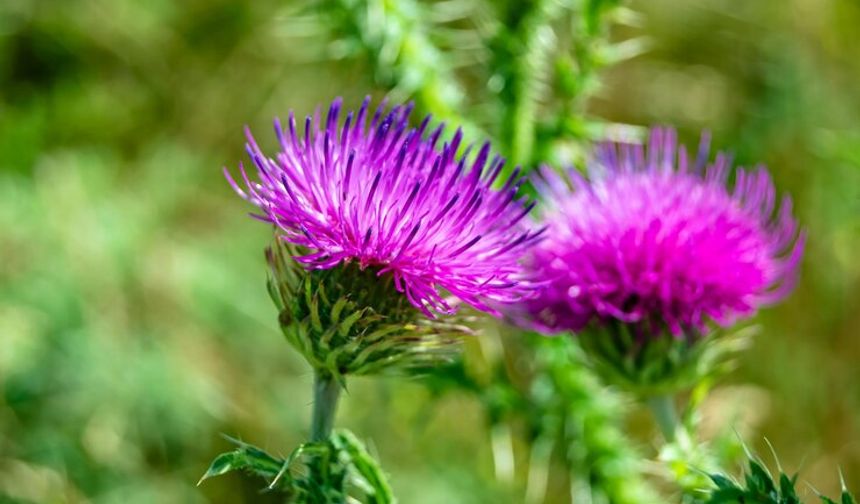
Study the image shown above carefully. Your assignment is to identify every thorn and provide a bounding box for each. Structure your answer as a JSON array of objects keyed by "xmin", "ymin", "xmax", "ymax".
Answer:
[
  {"xmin": 805, "ymin": 480, "xmax": 823, "ymax": 497},
  {"xmin": 764, "ymin": 437, "xmax": 783, "ymax": 473},
  {"xmin": 732, "ymin": 427, "xmax": 755, "ymax": 462},
  {"xmin": 220, "ymin": 433, "xmax": 246, "ymax": 446},
  {"xmin": 268, "ymin": 459, "xmax": 291, "ymax": 490}
]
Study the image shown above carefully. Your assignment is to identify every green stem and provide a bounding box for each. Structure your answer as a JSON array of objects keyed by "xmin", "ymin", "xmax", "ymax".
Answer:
[
  {"xmin": 646, "ymin": 395, "xmax": 678, "ymax": 442},
  {"xmin": 311, "ymin": 372, "xmax": 341, "ymax": 442},
  {"xmin": 495, "ymin": 0, "xmax": 562, "ymax": 170}
]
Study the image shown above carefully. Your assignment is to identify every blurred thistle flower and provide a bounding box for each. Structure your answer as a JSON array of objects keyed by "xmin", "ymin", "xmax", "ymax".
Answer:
[
  {"xmin": 226, "ymin": 97, "xmax": 541, "ymax": 377},
  {"xmin": 524, "ymin": 127, "xmax": 805, "ymax": 395}
]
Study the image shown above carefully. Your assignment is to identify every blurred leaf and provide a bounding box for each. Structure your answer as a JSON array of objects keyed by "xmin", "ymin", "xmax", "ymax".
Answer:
[{"xmin": 200, "ymin": 430, "xmax": 395, "ymax": 503}]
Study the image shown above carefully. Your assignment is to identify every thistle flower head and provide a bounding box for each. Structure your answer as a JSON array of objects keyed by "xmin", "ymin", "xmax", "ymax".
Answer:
[
  {"xmin": 227, "ymin": 97, "xmax": 540, "ymax": 318},
  {"xmin": 526, "ymin": 127, "xmax": 805, "ymax": 340}
]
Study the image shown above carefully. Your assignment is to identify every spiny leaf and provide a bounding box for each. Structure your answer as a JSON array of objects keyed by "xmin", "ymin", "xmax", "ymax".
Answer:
[
  {"xmin": 701, "ymin": 454, "xmax": 857, "ymax": 504},
  {"xmin": 200, "ymin": 430, "xmax": 396, "ymax": 502},
  {"xmin": 198, "ymin": 441, "xmax": 286, "ymax": 487},
  {"xmin": 198, "ymin": 452, "xmax": 243, "ymax": 485}
]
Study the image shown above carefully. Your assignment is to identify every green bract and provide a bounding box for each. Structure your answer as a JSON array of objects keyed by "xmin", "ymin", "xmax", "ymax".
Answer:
[
  {"xmin": 576, "ymin": 321, "xmax": 752, "ymax": 398},
  {"xmin": 266, "ymin": 240, "xmax": 469, "ymax": 380}
]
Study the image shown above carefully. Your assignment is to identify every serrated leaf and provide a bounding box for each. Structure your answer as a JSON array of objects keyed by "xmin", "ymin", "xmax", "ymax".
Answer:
[{"xmin": 198, "ymin": 443, "xmax": 285, "ymax": 487}]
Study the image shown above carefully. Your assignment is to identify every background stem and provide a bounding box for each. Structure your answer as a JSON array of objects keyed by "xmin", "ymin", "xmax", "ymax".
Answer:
[
  {"xmin": 312, "ymin": 372, "xmax": 341, "ymax": 441},
  {"xmin": 647, "ymin": 394, "xmax": 679, "ymax": 442}
]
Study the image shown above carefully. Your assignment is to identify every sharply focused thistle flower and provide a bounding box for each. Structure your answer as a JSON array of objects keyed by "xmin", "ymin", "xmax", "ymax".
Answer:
[
  {"xmin": 226, "ymin": 97, "xmax": 540, "ymax": 377},
  {"xmin": 524, "ymin": 127, "xmax": 805, "ymax": 394},
  {"xmin": 213, "ymin": 96, "xmax": 542, "ymax": 498},
  {"xmin": 229, "ymin": 96, "xmax": 539, "ymax": 316}
]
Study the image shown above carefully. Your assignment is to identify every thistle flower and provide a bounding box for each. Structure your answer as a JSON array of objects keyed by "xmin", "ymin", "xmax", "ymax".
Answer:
[
  {"xmin": 226, "ymin": 97, "xmax": 540, "ymax": 378},
  {"xmin": 215, "ymin": 97, "xmax": 541, "ymax": 495},
  {"xmin": 227, "ymin": 97, "xmax": 540, "ymax": 318},
  {"xmin": 524, "ymin": 127, "xmax": 804, "ymax": 394}
]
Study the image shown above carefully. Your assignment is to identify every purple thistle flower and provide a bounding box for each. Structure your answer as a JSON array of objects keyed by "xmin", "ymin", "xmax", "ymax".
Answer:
[
  {"xmin": 526, "ymin": 127, "xmax": 805, "ymax": 338},
  {"xmin": 226, "ymin": 97, "xmax": 541, "ymax": 317}
]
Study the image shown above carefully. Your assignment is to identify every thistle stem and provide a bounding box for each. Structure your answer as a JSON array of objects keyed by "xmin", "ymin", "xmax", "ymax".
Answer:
[
  {"xmin": 311, "ymin": 372, "xmax": 341, "ymax": 442},
  {"xmin": 646, "ymin": 394, "xmax": 678, "ymax": 442}
]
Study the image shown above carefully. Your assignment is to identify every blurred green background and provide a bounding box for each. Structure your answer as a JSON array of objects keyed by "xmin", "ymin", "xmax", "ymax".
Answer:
[{"xmin": 0, "ymin": 0, "xmax": 858, "ymax": 502}]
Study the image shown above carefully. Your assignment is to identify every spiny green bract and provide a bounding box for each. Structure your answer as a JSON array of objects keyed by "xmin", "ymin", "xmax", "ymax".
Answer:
[
  {"xmin": 199, "ymin": 430, "xmax": 394, "ymax": 503},
  {"xmin": 700, "ymin": 457, "xmax": 856, "ymax": 504},
  {"xmin": 266, "ymin": 240, "xmax": 470, "ymax": 379},
  {"xmin": 577, "ymin": 321, "xmax": 751, "ymax": 397}
]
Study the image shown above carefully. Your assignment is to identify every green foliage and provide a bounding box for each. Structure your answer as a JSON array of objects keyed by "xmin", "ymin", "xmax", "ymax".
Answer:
[
  {"xmin": 423, "ymin": 334, "xmax": 660, "ymax": 503},
  {"xmin": 316, "ymin": 0, "xmax": 485, "ymax": 140},
  {"xmin": 267, "ymin": 240, "xmax": 466, "ymax": 378},
  {"xmin": 698, "ymin": 457, "xmax": 857, "ymax": 504},
  {"xmin": 490, "ymin": 0, "xmax": 645, "ymax": 168},
  {"xmin": 491, "ymin": 0, "xmax": 564, "ymax": 167},
  {"xmin": 200, "ymin": 430, "xmax": 394, "ymax": 503},
  {"xmin": 529, "ymin": 335, "xmax": 661, "ymax": 503},
  {"xmin": 658, "ymin": 425, "xmax": 727, "ymax": 499}
]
